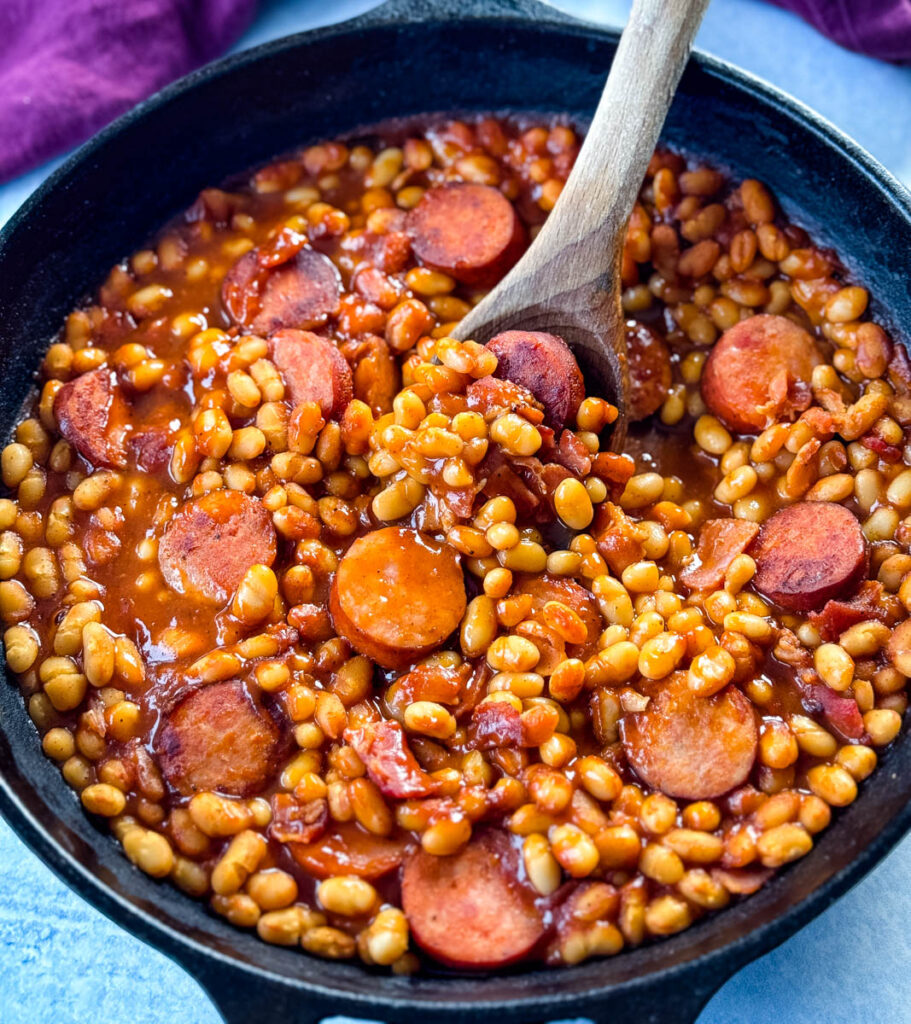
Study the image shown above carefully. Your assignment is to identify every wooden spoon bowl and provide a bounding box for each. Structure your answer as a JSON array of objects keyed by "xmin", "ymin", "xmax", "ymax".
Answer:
[{"xmin": 454, "ymin": 0, "xmax": 710, "ymax": 445}]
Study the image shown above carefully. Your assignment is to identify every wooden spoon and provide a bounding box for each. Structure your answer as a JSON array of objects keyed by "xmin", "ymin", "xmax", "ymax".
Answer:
[{"xmin": 454, "ymin": 0, "xmax": 710, "ymax": 444}]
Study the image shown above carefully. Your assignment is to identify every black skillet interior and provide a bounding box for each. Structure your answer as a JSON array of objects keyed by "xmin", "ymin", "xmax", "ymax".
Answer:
[{"xmin": 1, "ymin": 1, "xmax": 911, "ymax": 1022}]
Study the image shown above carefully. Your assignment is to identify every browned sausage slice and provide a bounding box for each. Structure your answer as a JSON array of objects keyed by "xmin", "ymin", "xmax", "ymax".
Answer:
[
  {"xmin": 405, "ymin": 183, "xmax": 524, "ymax": 286},
  {"xmin": 269, "ymin": 328, "xmax": 353, "ymax": 419},
  {"xmin": 158, "ymin": 490, "xmax": 277, "ymax": 605},
  {"xmin": 701, "ymin": 314, "xmax": 822, "ymax": 433},
  {"xmin": 627, "ymin": 322, "xmax": 672, "ymax": 421},
  {"xmin": 486, "ymin": 330, "xmax": 585, "ymax": 430},
  {"xmin": 53, "ymin": 368, "xmax": 129, "ymax": 468},
  {"xmin": 621, "ymin": 676, "xmax": 758, "ymax": 800},
  {"xmin": 750, "ymin": 501, "xmax": 867, "ymax": 612},
  {"xmin": 289, "ymin": 823, "xmax": 413, "ymax": 880},
  {"xmin": 680, "ymin": 518, "xmax": 760, "ymax": 592},
  {"xmin": 222, "ymin": 246, "xmax": 341, "ymax": 335},
  {"xmin": 156, "ymin": 681, "xmax": 285, "ymax": 796},
  {"xmin": 401, "ymin": 831, "xmax": 545, "ymax": 968},
  {"xmin": 329, "ymin": 527, "xmax": 466, "ymax": 669}
]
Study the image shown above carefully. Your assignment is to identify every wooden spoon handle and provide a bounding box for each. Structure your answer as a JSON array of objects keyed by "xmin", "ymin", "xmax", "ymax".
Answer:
[{"xmin": 457, "ymin": 0, "xmax": 710, "ymax": 339}]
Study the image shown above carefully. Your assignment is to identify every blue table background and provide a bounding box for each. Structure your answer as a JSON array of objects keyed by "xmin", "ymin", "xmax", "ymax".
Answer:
[{"xmin": 1, "ymin": 2, "xmax": 909, "ymax": 1021}]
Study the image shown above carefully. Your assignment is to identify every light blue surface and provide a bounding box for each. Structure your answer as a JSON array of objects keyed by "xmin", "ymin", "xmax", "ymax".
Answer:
[{"xmin": 1, "ymin": 2, "xmax": 909, "ymax": 1022}]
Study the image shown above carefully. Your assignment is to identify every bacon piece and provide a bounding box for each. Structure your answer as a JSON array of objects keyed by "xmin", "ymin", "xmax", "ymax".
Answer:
[
  {"xmin": 809, "ymin": 581, "xmax": 895, "ymax": 642},
  {"xmin": 680, "ymin": 519, "xmax": 760, "ymax": 592},
  {"xmin": 269, "ymin": 793, "xmax": 328, "ymax": 844},
  {"xmin": 344, "ymin": 720, "xmax": 437, "ymax": 799}
]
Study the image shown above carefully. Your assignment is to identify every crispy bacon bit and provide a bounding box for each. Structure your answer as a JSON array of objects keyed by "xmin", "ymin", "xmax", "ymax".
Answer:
[
  {"xmin": 470, "ymin": 700, "xmax": 558, "ymax": 749},
  {"xmin": 471, "ymin": 701, "xmax": 523, "ymax": 749},
  {"xmin": 481, "ymin": 461, "xmax": 541, "ymax": 518},
  {"xmin": 809, "ymin": 581, "xmax": 895, "ymax": 641},
  {"xmin": 680, "ymin": 519, "xmax": 760, "ymax": 592},
  {"xmin": 798, "ymin": 406, "xmax": 836, "ymax": 440},
  {"xmin": 344, "ymin": 720, "xmax": 437, "ymax": 799},
  {"xmin": 589, "ymin": 451, "xmax": 636, "ymax": 498},
  {"xmin": 802, "ymin": 682, "xmax": 865, "ymax": 740},
  {"xmin": 391, "ymin": 662, "xmax": 469, "ymax": 707},
  {"xmin": 466, "ymin": 375, "xmax": 544, "ymax": 422},
  {"xmin": 861, "ymin": 433, "xmax": 902, "ymax": 462},
  {"xmin": 594, "ymin": 502, "xmax": 646, "ymax": 575},
  {"xmin": 269, "ymin": 793, "xmax": 328, "ymax": 844},
  {"xmin": 554, "ymin": 429, "xmax": 592, "ymax": 476}
]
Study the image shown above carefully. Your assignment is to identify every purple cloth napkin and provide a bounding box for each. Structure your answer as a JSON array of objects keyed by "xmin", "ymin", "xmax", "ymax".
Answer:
[
  {"xmin": 773, "ymin": 0, "xmax": 911, "ymax": 63},
  {"xmin": 0, "ymin": 0, "xmax": 254, "ymax": 183},
  {"xmin": 0, "ymin": 1, "xmax": 910, "ymax": 185}
]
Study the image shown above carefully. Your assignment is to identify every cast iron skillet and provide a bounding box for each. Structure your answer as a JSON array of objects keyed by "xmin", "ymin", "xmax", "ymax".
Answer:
[{"xmin": 1, "ymin": 0, "xmax": 910, "ymax": 1021}]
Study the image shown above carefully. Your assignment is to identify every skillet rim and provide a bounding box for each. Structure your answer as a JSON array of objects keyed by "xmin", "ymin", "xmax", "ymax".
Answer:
[{"xmin": 0, "ymin": 7, "xmax": 910, "ymax": 1022}]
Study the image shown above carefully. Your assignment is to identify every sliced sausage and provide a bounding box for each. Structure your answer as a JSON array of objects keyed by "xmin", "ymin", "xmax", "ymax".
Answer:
[
  {"xmin": 329, "ymin": 527, "xmax": 466, "ymax": 669},
  {"xmin": 156, "ymin": 681, "xmax": 285, "ymax": 797},
  {"xmin": 621, "ymin": 676, "xmax": 758, "ymax": 800},
  {"xmin": 269, "ymin": 329, "xmax": 353, "ymax": 419},
  {"xmin": 750, "ymin": 501, "xmax": 867, "ymax": 612},
  {"xmin": 289, "ymin": 823, "xmax": 413, "ymax": 880},
  {"xmin": 701, "ymin": 314, "xmax": 822, "ymax": 433},
  {"xmin": 222, "ymin": 245, "xmax": 341, "ymax": 335},
  {"xmin": 401, "ymin": 830, "xmax": 545, "ymax": 968},
  {"xmin": 344, "ymin": 720, "xmax": 437, "ymax": 799},
  {"xmin": 158, "ymin": 489, "xmax": 277, "ymax": 605},
  {"xmin": 513, "ymin": 573, "xmax": 602, "ymax": 660},
  {"xmin": 53, "ymin": 368, "xmax": 129, "ymax": 468},
  {"xmin": 129, "ymin": 428, "xmax": 171, "ymax": 474},
  {"xmin": 405, "ymin": 182, "xmax": 525, "ymax": 286},
  {"xmin": 627, "ymin": 321, "xmax": 672, "ymax": 421},
  {"xmin": 486, "ymin": 330, "xmax": 585, "ymax": 430},
  {"xmin": 680, "ymin": 518, "xmax": 760, "ymax": 592}
]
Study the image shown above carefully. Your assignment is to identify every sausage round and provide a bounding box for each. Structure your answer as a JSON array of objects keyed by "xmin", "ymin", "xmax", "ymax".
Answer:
[
  {"xmin": 401, "ymin": 830, "xmax": 545, "ymax": 968},
  {"xmin": 222, "ymin": 245, "xmax": 341, "ymax": 335},
  {"xmin": 53, "ymin": 367, "xmax": 129, "ymax": 468},
  {"xmin": 486, "ymin": 330, "xmax": 585, "ymax": 430},
  {"xmin": 627, "ymin": 322, "xmax": 672, "ymax": 421},
  {"xmin": 405, "ymin": 182, "xmax": 525, "ymax": 286},
  {"xmin": 700, "ymin": 314, "xmax": 822, "ymax": 433},
  {"xmin": 156, "ymin": 681, "xmax": 285, "ymax": 796},
  {"xmin": 269, "ymin": 329, "xmax": 353, "ymax": 419},
  {"xmin": 158, "ymin": 490, "xmax": 277, "ymax": 605},
  {"xmin": 621, "ymin": 677, "xmax": 758, "ymax": 800},
  {"xmin": 289, "ymin": 823, "xmax": 412, "ymax": 880},
  {"xmin": 750, "ymin": 501, "xmax": 867, "ymax": 612},
  {"xmin": 329, "ymin": 527, "xmax": 466, "ymax": 669}
]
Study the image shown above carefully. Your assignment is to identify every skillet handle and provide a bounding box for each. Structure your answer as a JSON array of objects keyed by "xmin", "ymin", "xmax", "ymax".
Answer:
[
  {"xmin": 579, "ymin": 971, "xmax": 725, "ymax": 1024},
  {"xmin": 341, "ymin": 0, "xmax": 584, "ymax": 30},
  {"xmin": 188, "ymin": 958, "xmax": 337, "ymax": 1024}
]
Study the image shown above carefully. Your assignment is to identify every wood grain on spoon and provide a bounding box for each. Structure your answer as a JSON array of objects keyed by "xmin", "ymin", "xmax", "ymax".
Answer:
[{"xmin": 454, "ymin": 0, "xmax": 711, "ymax": 441}]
